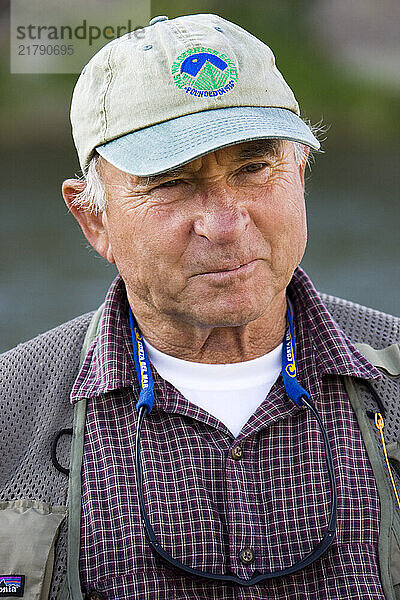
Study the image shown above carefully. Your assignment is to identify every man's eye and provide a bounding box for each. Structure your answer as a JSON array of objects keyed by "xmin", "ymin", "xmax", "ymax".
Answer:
[
  {"xmin": 157, "ymin": 179, "xmax": 181, "ymax": 188},
  {"xmin": 242, "ymin": 162, "xmax": 267, "ymax": 174}
]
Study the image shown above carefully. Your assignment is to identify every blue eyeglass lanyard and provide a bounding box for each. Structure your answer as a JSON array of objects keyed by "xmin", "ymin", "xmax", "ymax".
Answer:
[{"xmin": 128, "ymin": 304, "xmax": 338, "ymax": 586}]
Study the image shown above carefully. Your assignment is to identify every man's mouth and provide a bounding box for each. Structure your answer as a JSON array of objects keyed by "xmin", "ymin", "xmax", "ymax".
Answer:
[{"xmin": 195, "ymin": 259, "xmax": 260, "ymax": 280}]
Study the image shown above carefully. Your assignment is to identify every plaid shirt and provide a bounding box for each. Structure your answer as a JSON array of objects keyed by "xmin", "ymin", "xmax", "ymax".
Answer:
[{"xmin": 71, "ymin": 267, "xmax": 384, "ymax": 599}]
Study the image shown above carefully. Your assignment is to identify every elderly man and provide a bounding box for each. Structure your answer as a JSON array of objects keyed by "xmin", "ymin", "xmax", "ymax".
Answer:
[{"xmin": 1, "ymin": 13, "xmax": 400, "ymax": 600}]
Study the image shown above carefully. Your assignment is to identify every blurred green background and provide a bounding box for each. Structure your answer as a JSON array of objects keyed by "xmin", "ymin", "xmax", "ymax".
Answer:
[{"xmin": 1, "ymin": 0, "xmax": 399, "ymax": 351}]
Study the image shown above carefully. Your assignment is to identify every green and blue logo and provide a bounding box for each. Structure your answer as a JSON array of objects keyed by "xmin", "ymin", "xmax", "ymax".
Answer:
[{"xmin": 172, "ymin": 47, "xmax": 238, "ymax": 97}]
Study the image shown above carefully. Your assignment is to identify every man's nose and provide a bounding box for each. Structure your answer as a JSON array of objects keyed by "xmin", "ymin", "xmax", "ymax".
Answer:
[{"xmin": 192, "ymin": 190, "xmax": 250, "ymax": 244}]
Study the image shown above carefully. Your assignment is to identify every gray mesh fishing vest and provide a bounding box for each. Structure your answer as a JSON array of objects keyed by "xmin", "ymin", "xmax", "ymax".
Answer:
[{"xmin": 0, "ymin": 296, "xmax": 399, "ymax": 600}]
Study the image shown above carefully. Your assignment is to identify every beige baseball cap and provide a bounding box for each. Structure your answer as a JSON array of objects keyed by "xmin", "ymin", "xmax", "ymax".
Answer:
[{"xmin": 71, "ymin": 13, "xmax": 319, "ymax": 176}]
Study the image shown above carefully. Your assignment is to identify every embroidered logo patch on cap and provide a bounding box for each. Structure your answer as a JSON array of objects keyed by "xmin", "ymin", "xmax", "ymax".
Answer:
[
  {"xmin": 0, "ymin": 576, "xmax": 25, "ymax": 598},
  {"xmin": 171, "ymin": 47, "xmax": 238, "ymax": 97}
]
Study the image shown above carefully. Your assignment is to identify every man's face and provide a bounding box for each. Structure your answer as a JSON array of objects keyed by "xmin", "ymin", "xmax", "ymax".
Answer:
[{"xmin": 92, "ymin": 140, "xmax": 307, "ymax": 329}]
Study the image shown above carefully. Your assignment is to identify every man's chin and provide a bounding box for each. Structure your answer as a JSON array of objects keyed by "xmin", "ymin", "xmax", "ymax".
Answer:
[{"xmin": 184, "ymin": 302, "xmax": 265, "ymax": 329}]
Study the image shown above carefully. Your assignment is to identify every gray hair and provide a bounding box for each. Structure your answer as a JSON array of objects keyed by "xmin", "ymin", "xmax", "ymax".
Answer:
[
  {"xmin": 73, "ymin": 153, "xmax": 107, "ymax": 214},
  {"xmin": 76, "ymin": 129, "xmax": 321, "ymax": 213}
]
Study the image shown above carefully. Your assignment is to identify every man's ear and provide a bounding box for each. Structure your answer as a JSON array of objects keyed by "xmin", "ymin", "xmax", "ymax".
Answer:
[{"xmin": 62, "ymin": 178, "xmax": 115, "ymax": 264}]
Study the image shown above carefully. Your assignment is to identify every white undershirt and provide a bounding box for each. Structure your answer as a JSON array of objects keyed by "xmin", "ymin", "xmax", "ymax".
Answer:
[{"xmin": 143, "ymin": 339, "xmax": 283, "ymax": 438}]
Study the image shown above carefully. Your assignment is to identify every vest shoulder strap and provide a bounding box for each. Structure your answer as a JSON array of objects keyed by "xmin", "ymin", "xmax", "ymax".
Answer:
[
  {"xmin": 347, "ymin": 341, "xmax": 400, "ymax": 600},
  {"xmin": 355, "ymin": 342, "xmax": 400, "ymax": 378},
  {"xmin": 79, "ymin": 303, "xmax": 104, "ymax": 366},
  {"xmin": 65, "ymin": 305, "xmax": 104, "ymax": 600}
]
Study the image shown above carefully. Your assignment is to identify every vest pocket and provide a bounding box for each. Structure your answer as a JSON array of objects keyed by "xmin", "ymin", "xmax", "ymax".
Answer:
[{"xmin": 0, "ymin": 499, "xmax": 66, "ymax": 600}]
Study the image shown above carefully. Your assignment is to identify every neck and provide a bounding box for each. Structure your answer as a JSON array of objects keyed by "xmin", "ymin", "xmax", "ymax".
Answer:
[{"xmin": 127, "ymin": 293, "xmax": 287, "ymax": 364}]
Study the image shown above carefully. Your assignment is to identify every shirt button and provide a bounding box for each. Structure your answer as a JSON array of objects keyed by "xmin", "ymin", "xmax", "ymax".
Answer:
[
  {"xmin": 239, "ymin": 547, "xmax": 255, "ymax": 565},
  {"xmin": 231, "ymin": 445, "xmax": 243, "ymax": 460}
]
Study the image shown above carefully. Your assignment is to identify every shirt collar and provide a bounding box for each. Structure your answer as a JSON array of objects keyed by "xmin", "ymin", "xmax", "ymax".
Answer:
[
  {"xmin": 71, "ymin": 268, "xmax": 381, "ymax": 404},
  {"xmin": 71, "ymin": 276, "xmax": 136, "ymax": 403},
  {"xmin": 288, "ymin": 267, "xmax": 381, "ymax": 384}
]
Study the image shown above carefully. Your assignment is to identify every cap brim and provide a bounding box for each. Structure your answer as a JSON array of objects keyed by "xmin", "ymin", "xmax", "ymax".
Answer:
[{"xmin": 96, "ymin": 106, "xmax": 320, "ymax": 176}]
